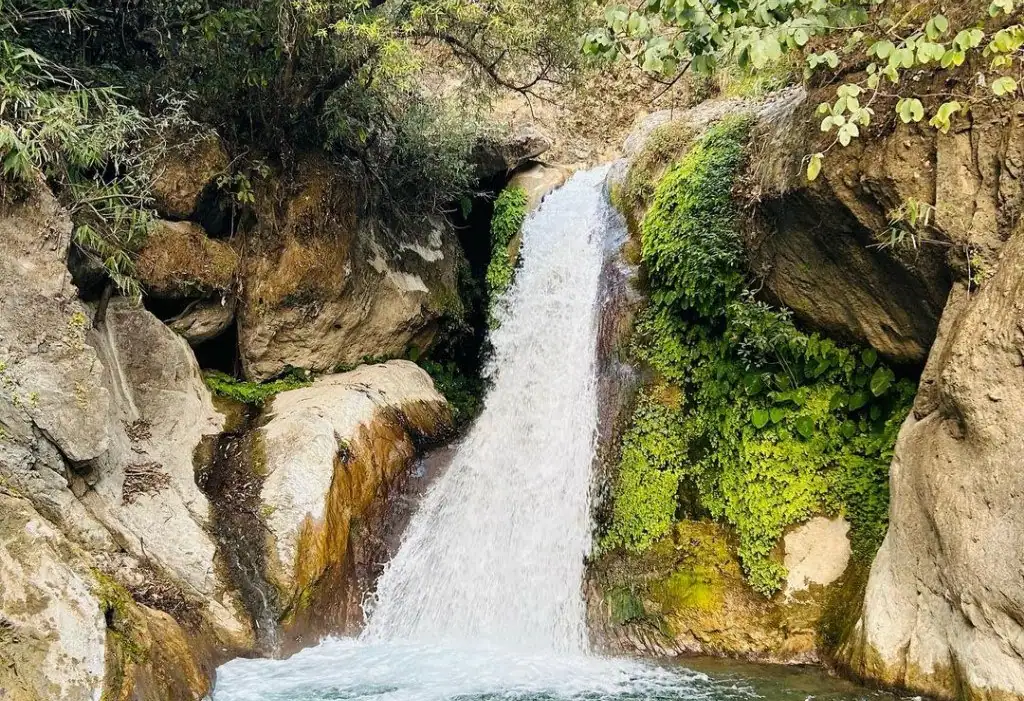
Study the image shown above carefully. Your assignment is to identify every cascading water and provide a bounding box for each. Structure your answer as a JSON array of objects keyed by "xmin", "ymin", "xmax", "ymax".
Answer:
[
  {"xmin": 361, "ymin": 166, "xmax": 610, "ymax": 652},
  {"xmin": 211, "ymin": 168, "xmax": 891, "ymax": 701}
]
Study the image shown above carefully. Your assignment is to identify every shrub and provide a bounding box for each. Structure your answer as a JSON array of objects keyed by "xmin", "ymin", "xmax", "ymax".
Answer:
[
  {"xmin": 603, "ymin": 117, "xmax": 915, "ymax": 595},
  {"xmin": 485, "ymin": 185, "xmax": 528, "ymax": 325}
]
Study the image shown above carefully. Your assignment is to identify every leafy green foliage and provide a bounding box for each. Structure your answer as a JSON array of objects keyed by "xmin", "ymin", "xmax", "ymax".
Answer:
[
  {"xmin": 417, "ymin": 359, "xmax": 483, "ymax": 427},
  {"xmin": 204, "ymin": 369, "xmax": 312, "ymax": 407},
  {"xmin": 485, "ymin": 185, "xmax": 529, "ymax": 325},
  {"xmin": 603, "ymin": 118, "xmax": 915, "ymax": 595},
  {"xmin": 586, "ymin": 0, "xmax": 1023, "ymax": 179},
  {"xmin": 641, "ymin": 116, "xmax": 751, "ymax": 317},
  {"xmin": 0, "ymin": 19, "xmax": 158, "ymax": 300}
]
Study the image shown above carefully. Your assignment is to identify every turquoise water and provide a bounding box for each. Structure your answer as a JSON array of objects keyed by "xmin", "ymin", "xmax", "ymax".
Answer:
[{"xmin": 212, "ymin": 638, "xmax": 897, "ymax": 701}]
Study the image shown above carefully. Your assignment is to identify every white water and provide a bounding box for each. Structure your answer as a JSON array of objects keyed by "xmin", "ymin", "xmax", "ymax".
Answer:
[
  {"xmin": 361, "ymin": 166, "xmax": 611, "ymax": 652},
  {"xmin": 211, "ymin": 168, "xmax": 879, "ymax": 701}
]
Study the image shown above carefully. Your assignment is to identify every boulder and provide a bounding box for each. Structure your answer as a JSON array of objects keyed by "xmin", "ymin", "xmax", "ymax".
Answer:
[
  {"xmin": 136, "ymin": 220, "xmax": 238, "ymax": 299},
  {"xmin": 473, "ymin": 124, "xmax": 553, "ymax": 178},
  {"xmin": 783, "ymin": 517, "xmax": 851, "ymax": 597},
  {"xmin": 168, "ymin": 296, "xmax": 236, "ymax": 345},
  {"xmin": 237, "ymin": 157, "xmax": 466, "ymax": 380},
  {"xmin": 507, "ymin": 163, "xmax": 569, "ymax": 212},
  {"xmin": 150, "ymin": 130, "xmax": 229, "ymax": 220},
  {"xmin": 841, "ymin": 226, "xmax": 1024, "ymax": 700},
  {"xmin": 0, "ymin": 492, "xmax": 106, "ymax": 701},
  {"xmin": 0, "ymin": 184, "xmax": 249, "ymax": 696},
  {"xmin": 257, "ymin": 360, "xmax": 451, "ymax": 641}
]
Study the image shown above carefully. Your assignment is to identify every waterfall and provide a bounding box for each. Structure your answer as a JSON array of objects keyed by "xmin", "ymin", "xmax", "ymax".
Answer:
[{"xmin": 362, "ymin": 166, "xmax": 615, "ymax": 653}]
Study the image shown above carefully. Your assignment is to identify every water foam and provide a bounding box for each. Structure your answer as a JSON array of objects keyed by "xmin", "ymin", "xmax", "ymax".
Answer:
[{"xmin": 361, "ymin": 166, "xmax": 615, "ymax": 652}]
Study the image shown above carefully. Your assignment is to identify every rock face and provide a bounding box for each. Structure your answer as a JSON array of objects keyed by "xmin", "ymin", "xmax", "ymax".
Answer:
[
  {"xmin": 748, "ymin": 91, "xmax": 1024, "ymax": 364},
  {"xmin": 473, "ymin": 123, "xmax": 553, "ymax": 178},
  {"xmin": 136, "ymin": 219, "xmax": 238, "ymax": 299},
  {"xmin": 589, "ymin": 518, "xmax": 853, "ymax": 664},
  {"xmin": 150, "ymin": 130, "xmax": 229, "ymax": 220},
  {"xmin": 0, "ymin": 492, "xmax": 106, "ymax": 701},
  {"xmin": 257, "ymin": 360, "xmax": 451, "ymax": 645},
  {"xmin": 0, "ymin": 183, "xmax": 248, "ymax": 698},
  {"xmin": 237, "ymin": 157, "xmax": 466, "ymax": 380},
  {"xmin": 842, "ymin": 227, "xmax": 1024, "ymax": 700}
]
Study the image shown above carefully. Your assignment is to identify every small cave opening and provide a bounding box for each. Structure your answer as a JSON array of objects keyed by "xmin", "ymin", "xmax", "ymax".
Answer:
[
  {"xmin": 192, "ymin": 321, "xmax": 242, "ymax": 375},
  {"xmin": 438, "ymin": 173, "xmax": 507, "ymax": 386}
]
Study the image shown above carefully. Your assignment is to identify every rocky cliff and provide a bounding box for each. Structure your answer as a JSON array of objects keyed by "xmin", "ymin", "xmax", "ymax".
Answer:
[{"xmin": 592, "ymin": 86, "xmax": 1024, "ymax": 700}]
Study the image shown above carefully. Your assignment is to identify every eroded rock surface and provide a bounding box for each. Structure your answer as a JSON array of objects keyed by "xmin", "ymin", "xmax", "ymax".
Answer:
[
  {"xmin": 257, "ymin": 360, "xmax": 451, "ymax": 644},
  {"xmin": 0, "ymin": 184, "xmax": 248, "ymax": 697},
  {"xmin": 150, "ymin": 130, "xmax": 229, "ymax": 220},
  {"xmin": 237, "ymin": 157, "xmax": 466, "ymax": 380},
  {"xmin": 842, "ymin": 227, "xmax": 1024, "ymax": 700}
]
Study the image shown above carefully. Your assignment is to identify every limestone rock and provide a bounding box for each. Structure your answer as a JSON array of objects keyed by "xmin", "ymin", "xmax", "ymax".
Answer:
[
  {"xmin": 258, "ymin": 360, "xmax": 451, "ymax": 637},
  {"xmin": 136, "ymin": 220, "xmax": 238, "ymax": 299},
  {"xmin": 783, "ymin": 517, "xmax": 851, "ymax": 597},
  {"xmin": 0, "ymin": 492, "xmax": 106, "ymax": 701},
  {"xmin": 588, "ymin": 520, "xmax": 835, "ymax": 664},
  {"xmin": 0, "ymin": 184, "xmax": 250, "ymax": 695},
  {"xmin": 474, "ymin": 124, "xmax": 553, "ymax": 178},
  {"xmin": 168, "ymin": 296, "xmax": 236, "ymax": 344},
  {"xmin": 842, "ymin": 226, "xmax": 1024, "ymax": 700},
  {"xmin": 150, "ymin": 130, "xmax": 229, "ymax": 219},
  {"xmin": 508, "ymin": 163, "xmax": 569, "ymax": 212},
  {"xmin": 237, "ymin": 157, "xmax": 466, "ymax": 380}
]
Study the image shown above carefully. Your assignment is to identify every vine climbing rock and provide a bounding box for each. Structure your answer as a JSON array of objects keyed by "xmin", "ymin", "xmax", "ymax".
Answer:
[
  {"xmin": 841, "ymin": 225, "xmax": 1024, "ymax": 700},
  {"xmin": 256, "ymin": 360, "xmax": 452, "ymax": 649}
]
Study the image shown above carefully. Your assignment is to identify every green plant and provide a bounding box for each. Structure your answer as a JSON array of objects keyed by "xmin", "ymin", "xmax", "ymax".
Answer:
[
  {"xmin": 204, "ymin": 368, "xmax": 312, "ymax": 407},
  {"xmin": 641, "ymin": 116, "xmax": 752, "ymax": 318},
  {"xmin": 586, "ymin": 0, "xmax": 1023, "ymax": 180},
  {"xmin": 418, "ymin": 358, "xmax": 483, "ymax": 426},
  {"xmin": 485, "ymin": 185, "xmax": 529, "ymax": 325},
  {"xmin": 602, "ymin": 117, "xmax": 915, "ymax": 595}
]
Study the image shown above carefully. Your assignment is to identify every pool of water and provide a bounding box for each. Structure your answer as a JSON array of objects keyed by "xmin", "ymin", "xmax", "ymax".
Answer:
[{"xmin": 212, "ymin": 638, "xmax": 899, "ymax": 701}]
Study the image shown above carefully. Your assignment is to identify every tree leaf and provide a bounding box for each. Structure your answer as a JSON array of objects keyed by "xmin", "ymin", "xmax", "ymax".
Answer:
[
  {"xmin": 870, "ymin": 366, "xmax": 894, "ymax": 396},
  {"xmin": 795, "ymin": 415, "xmax": 815, "ymax": 439},
  {"xmin": 751, "ymin": 408, "xmax": 770, "ymax": 429},
  {"xmin": 807, "ymin": 152, "xmax": 823, "ymax": 180}
]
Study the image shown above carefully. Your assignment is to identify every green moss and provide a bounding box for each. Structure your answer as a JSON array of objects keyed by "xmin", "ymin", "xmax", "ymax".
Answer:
[
  {"xmin": 204, "ymin": 367, "xmax": 312, "ymax": 407},
  {"xmin": 641, "ymin": 115, "xmax": 751, "ymax": 317},
  {"xmin": 485, "ymin": 185, "xmax": 528, "ymax": 325},
  {"xmin": 603, "ymin": 117, "xmax": 915, "ymax": 597},
  {"xmin": 619, "ymin": 120, "xmax": 695, "ymax": 225}
]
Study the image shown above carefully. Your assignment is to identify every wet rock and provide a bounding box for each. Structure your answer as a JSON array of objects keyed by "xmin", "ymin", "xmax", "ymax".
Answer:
[
  {"xmin": 236, "ymin": 157, "xmax": 465, "ymax": 380},
  {"xmin": 841, "ymin": 224, "xmax": 1024, "ymax": 700},
  {"xmin": 257, "ymin": 360, "xmax": 451, "ymax": 643},
  {"xmin": 508, "ymin": 163, "xmax": 569, "ymax": 212},
  {"xmin": 150, "ymin": 130, "xmax": 229, "ymax": 220}
]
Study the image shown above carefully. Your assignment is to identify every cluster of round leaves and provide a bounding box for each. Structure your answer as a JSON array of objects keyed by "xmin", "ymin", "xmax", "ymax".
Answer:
[
  {"xmin": 584, "ymin": 0, "xmax": 1021, "ymax": 182},
  {"xmin": 808, "ymin": 2, "xmax": 1022, "ymax": 179},
  {"xmin": 603, "ymin": 118, "xmax": 915, "ymax": 595}
]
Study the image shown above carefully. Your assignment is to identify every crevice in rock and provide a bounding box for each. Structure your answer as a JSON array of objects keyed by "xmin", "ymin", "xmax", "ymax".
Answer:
[
  {"xmin": 191, "ymin": 320, "xmax": 241, "ymax": 375},
  {"xmin": 194, "ymin": 407, "xmax": 280, "ymax": 653}
]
